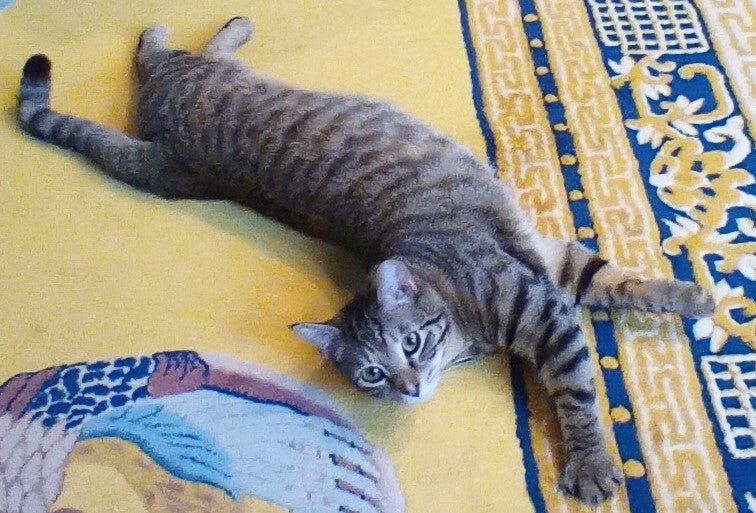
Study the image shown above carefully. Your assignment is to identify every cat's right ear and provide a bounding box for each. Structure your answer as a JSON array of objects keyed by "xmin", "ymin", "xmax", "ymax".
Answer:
[
  {"xmin": 290, "ymin": 323, "xmax": 343, "ymax": 361},
  {"xmin": 375, "ymin": 259, "xmax": 417, "ymax": 309}
]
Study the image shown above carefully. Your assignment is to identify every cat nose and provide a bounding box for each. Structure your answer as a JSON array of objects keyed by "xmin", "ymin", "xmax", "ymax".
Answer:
[
  {"xmin": 395, "ymin": 376, "xmax": 420, "ymax": 397},
  {"xmin": 393, "ymin": 369, "xmax": 421, "ymax": 397},
  {"xmin": 399, "ymin": 382, "xmax": 420, "ymax": 397}
]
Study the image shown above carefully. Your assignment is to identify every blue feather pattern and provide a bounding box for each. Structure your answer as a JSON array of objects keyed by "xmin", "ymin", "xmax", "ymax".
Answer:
[{"xmin": 80, "ymin": 389, "xmax": 385, "ymax": 513}]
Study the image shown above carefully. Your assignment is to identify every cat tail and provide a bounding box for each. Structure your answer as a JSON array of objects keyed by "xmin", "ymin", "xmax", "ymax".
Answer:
[{"xmin": 18, "ymin": 54, "xmax": 163, "ymax": 190}]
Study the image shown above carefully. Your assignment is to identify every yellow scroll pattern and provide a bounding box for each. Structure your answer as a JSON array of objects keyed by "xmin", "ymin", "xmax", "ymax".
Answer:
[
  {"xmin": 609, "ymin": 55, "xmax": 755, "ymax": 352},
  {"xmin": 466, "ymin": 0, "xmax": 572, "ymax": 239},
  {"xmin": 532, "ymin": 0, "xmax": 737, "ymax": 511},
  {"xmin": 693, "ymin": 0, "xmax": 756, "ymax": 135}
]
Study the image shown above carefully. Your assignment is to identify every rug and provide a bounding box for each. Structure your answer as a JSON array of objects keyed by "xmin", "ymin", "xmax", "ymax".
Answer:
[
  {"xmin": 0, "ymin": 1, "xmax": 753, "ymax": 512},
  {"xmin": 0, "ymin": 351, "xmax": 404, "ymax": 513}
]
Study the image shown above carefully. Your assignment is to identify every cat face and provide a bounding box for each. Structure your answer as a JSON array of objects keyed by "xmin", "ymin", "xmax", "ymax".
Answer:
[{"xmin": 293, "ymin": 260, "xmax": 459, "ymax": 403}]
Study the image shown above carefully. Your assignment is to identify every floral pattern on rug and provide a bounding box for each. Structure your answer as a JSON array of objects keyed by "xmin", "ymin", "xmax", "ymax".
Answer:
[{"xmin": 0, "ymin": 351, "xmax": 404, "ymax": 513}]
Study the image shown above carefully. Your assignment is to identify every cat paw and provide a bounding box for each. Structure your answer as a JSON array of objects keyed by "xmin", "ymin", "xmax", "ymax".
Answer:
[
  {"xmin": 559, "ymin": 450, "xmax": 623, "ymax": 505},
  {"xmin": 138, "ymin": 26, "xmax": 169, "ymax": 50},
  {"xmin": 675, "ymin": 282, "xmax": 716, "ymax": 318},
  {"xmin": 222, "ymin": 16, "xmax": 254, "ymax": 37},
  {"xmin": 223, "ymin": 16, "xmax": 252, "ymax": 29}
]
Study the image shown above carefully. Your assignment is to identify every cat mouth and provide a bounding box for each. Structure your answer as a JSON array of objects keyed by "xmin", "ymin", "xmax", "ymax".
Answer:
[
  {"xmin": 397, "ymin": 381, "xmax": 438, "ymax": 404},
  {"xmin": 400, "ymin": 393, "xmax": 430, "ymax": 404}
]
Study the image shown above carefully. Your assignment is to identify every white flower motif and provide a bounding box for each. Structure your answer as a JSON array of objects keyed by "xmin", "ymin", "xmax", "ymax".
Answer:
[
  {"xmin": 691, "ymin": 280, "xmax": 746, "ymax": 352},
  {"xmin": 736, "ymin": 218, "xmax": 756, "ymax": 238},
  {"xmin": 670, "ymin": 119, "xmax": 698, "ymax": 137},
  {"xmin": 692, "ymin": 317, "xmax": 714, "ymax": 340},
  {"xmin": 706, "ymin": 229, "xmax": 740, "ymax": 245},
  {"xmin": 691, "ymin": 316, "xmax": 729, "ymax": 353},
  {"xmin": 640, "ymin": 82, "xmax": 671, "ymax": 101},
  {"xmin": 661, "ymin": 216, "xmax": 707, "ymax": 256},
  {"xmin": 706, "ymin": 322, "xmax": 729, "ymax": 353},
  {"xmin": 626, "ymin": 119, "xmax": 666, "ymax": 148},
  {"xmin": 660, "ymin": 96, "xmax": 704, "ymax": 137},
  {"xmin": 608, "ymin": 56, "xmax": 635, "ymax": 76},
  {"xmin": 734, "ymin": 253, "xmax": 756, "ymax": 280},
  {"xmin": 713, "ymin": 279, "xmax": 742, "ymax": 302},
  {"xmin": 676, "ymin": 96, "xmax": 704, "ymax": 115},
  {"xmin": 663, "ymin": 215, "xmax": 701, "ymax": 239}
]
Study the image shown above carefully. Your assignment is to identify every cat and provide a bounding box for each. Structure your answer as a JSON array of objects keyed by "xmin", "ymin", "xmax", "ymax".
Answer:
[{"xmin": 17, "ymin": 17, "xmax": 715, "ymax": 505}]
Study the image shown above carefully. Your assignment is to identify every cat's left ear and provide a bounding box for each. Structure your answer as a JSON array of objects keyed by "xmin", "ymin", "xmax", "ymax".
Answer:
[
  {"xmin": 376, "ymin": 259, "xmax": 417, "ymax": 309},
  {"xmin": 291, "ymin": 323, "xmax": 343, "ymax": 361}
]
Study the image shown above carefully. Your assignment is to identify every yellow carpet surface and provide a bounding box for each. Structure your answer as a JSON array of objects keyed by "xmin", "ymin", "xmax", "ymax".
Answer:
[
  {"xmin": 1, "ymin": 1, "xmax": 754, "ymax": 513},
  {"xmin": 0, "ymin": 1, "xmax": 529, "ymax": 513}
]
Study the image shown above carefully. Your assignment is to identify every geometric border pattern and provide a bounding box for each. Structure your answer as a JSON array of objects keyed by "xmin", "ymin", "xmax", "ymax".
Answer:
[
  {"xmin": 587, "ymin": 0, "xmax": 709, "ymax": 55},
  {"xmin": 536, "ymin": 2, "xmax": 735, "ymax": 511},
  {"xmin": 693, "ymin": 0, "xmax": 756, "ymax": 136},
  {"xmin": 701, "ymin": 354, "xmax": 756, "ymax": 459},
  {"xmin": 461, "ymin": 1, "xmax": 635, "ymax": 511}
]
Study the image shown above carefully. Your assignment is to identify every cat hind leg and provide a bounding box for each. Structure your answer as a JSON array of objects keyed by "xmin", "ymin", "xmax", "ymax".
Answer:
[
  {"xmin": 136, "ymin": 26, "xmax": 172, "ymax": 82},
  {"xmin": 534, "ymin": 237, "xmax": 714, "ymax": 317},
  {"xmin": 18, "ymin": 55, "xmax": 214, "ymax": 200},
  {"xmin": 202, "ymin": 17, "xmax": 255, "ymax": 59}
]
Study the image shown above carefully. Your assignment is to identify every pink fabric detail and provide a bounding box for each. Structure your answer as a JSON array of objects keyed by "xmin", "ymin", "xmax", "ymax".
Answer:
[
  {"xmin": 333, "ymin": 454, "xmax": 378, "ymax": 483},
  {"xmin": 0, "ymin": 367, "xmax": 58, "ymax": 418},
  {"xmin": 147, "ymin": 351, "xmax": 209, "ymax": 398},
  {"xmin": 207, "ymin": 367, "xmax": 352, "ymax": 428}
]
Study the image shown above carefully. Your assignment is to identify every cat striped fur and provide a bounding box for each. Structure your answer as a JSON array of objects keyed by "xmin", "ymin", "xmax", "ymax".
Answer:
[{"xmin": 18, "ymin": 18, "xmax": 714, "ymax": 505}]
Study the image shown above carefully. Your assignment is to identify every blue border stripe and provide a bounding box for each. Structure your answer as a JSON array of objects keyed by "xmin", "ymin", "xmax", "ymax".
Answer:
[
  {"xmin": 457, "ymin": 1, "xmax": 547, "ymax": 510},
  {"xmin": 511, "ymin": 363, "xmax": 549, "ymax": 512},
  {"xmin": 457, "ymin": 0, "xmax": 498, "ymax": 171},
  {"xmin": 517, "ymin": 1, "xmax": 659, "ymax": 510}
]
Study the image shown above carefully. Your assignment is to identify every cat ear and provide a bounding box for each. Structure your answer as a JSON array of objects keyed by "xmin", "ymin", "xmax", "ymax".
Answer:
[
  {"xmin": 291, "ymin": 323, "xmax": 343, "ymax": 361},
  {"xmin": 376, "ymin": 260, "xmax": 417, "ymax": 309}
]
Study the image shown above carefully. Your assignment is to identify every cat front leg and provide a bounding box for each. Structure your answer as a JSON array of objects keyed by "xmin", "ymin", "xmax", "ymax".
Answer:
[
  {"xmin": 508, "ymin": 294, "xmax": 623, "ymax": 505},
  {"xmin": 549, "ymin": 377, "xmax": 622, "ymax": 505},
  {"xmin": 539, "ymin": 319, "xmax": 622, "ymax": 505}
]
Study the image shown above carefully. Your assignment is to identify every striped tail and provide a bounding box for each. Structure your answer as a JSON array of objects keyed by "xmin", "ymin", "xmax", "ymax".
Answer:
[
  {"xmin": 18, "ymin": 54, "xmax": 162, "ymax": 191},
  {"xmin": 18, "ymin": 54, "xmax": 53, "ymax": 138}
]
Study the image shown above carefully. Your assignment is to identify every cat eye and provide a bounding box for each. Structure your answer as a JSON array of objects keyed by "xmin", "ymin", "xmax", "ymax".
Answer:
[
  {"xmin": 359, "ymin": 366, "xmax": 387, "ymax": 385},
  {"xmin": 402, "ymin": 332, "xmax": 423, "ymax": 356}
]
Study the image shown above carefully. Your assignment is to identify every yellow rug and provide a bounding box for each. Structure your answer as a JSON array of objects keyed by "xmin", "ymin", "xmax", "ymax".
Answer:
[{"xmin": 0, "ymin": 1, "xmax": 753, "ymax": 512}]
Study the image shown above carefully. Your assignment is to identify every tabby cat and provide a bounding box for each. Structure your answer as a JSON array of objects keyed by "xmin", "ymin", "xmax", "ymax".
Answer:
[{"xmin": 18, "ymin": 18, "xmax": 715, "ymax": 505}]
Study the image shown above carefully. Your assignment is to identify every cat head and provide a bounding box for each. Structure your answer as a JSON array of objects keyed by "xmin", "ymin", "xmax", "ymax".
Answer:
[{"xmin": 292, "ymin": 260, "xmax": 461, "ymax": 403}]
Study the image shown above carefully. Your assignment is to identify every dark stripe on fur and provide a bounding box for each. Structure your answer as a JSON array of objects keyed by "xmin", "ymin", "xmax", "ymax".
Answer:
[
  {"xmin": 538, "ymin": 298, "xmax": 557, "ymax": 324},
  {"xmin": 575, "ymin": 257, "xmax": 609, "ymax": 303},
  {"xmin": 550, "ymin": 346, "xmax": 589, "ymax": 378},
  {"xmin": 559, "ymin": 248, "xmax": 573, "ymax": 288},
  {"xmin": 538, "ymin": 324, "xmax": 582, "ymax": 369},
  {"xmin": 553, "ymin": 388, "xmax": 596, "ymax": 404},
  {"xmin": 25, "ymin": 110, "xmax": 50, "ymax": 138},
  {"xmin": 420, "ymin": 314, "xmax": 444, "ymax": 330},
  {"xmin": 504, "ymin": 279, "xmax": 529, "ymax": 346}
]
